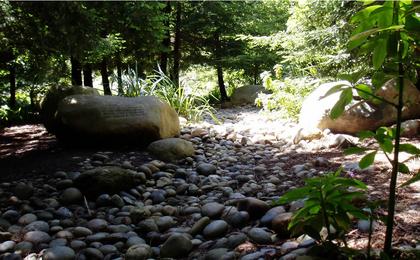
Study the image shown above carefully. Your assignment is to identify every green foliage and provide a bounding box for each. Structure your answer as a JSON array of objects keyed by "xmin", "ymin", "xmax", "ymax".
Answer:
[
  {"xmin": 117, "ymin": 66, "xmax": 216, "ymax": 122},
  {"xmin": 276, "ymin": 170, "xmax": 367, "ymax": 243},
  {"xmin": 255, "ymin": 71, "xmax": 319, "ymax": 119},
  {"xmin": 328, "ymin": 0, "xmax": 420, "ymax": 255}
]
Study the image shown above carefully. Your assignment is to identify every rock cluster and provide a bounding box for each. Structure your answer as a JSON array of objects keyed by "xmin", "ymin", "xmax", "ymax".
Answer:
[{"xmin": 2, "ymin": 105, "xmax": 418, "ymax": 259}]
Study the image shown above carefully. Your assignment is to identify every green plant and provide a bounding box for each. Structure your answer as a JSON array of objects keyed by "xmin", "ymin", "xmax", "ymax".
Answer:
[
  {"xmin": 255, "ymin": 72, "xmax": 320, "ymax": 119},
  {"xmin": 117, "ymin": 65, "xmax": 217, "ymax": 122},
  {"xmin": 327, "ymin": 0, "xmax": 420, "ymax": 256},
  {"xmin": 276, "ymin": 169, "xmax": 368, "ymax": 246}
]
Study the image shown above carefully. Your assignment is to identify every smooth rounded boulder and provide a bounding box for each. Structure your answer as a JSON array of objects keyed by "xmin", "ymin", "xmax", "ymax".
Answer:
[
  {"xmin": 295, "ymin": 79, "xmax": 420, "ymax": 142},
  {"xmin": 231, "ymin": 85, "xmax": 269, "ymax": 105},
  {"xmin": 55, "ymin": 95, "xmax": 180, "ymax": 145},
  {"xmin": 40, "ymin": 85, "xmax": 99, "ymax": 134},
  {"xmin": 73, "ymin": 166, "xmax": 146, "ymax": 197},
  {"xmin": 147, "ymin": 138, "xmax": 194, "ymax": 161}
]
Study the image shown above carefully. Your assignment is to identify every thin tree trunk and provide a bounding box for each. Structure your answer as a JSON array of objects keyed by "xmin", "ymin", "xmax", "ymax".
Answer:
[
  {"xmin": 116, "ymin": 57, "xmax": 123, "ymax": 95},
  {"xmin": 100, "ymin": 58, "xmax": 111, "ymax": 95},
  {"xmin": 9, "ymin": 64, "xmax": 16, "ymax": 109},
  {"xmin": 71, "ymin": 56, "xmax": 82, "ymax": 86},
  {"xmin": 83, "ymin": 64, "xmax": 93, "ymax": 87},
  {"xmin": 159, "ymin": 1, "xmax": 171, "ymax": 74},
  {"xmin": 214, "ymin": 32, "xmax": 228, "ymax": 101},
  {"xmin": 216, "ymin": 63, "xmax": 228, "ymax": 102},
  {"xmin": 172, "ymin": 1, "xmax": 181, "ymax": 87}
]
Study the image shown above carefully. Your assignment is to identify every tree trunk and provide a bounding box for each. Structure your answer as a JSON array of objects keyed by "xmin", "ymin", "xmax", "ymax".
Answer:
[
  {"xmin": 159, "ymin": 1, "xmax": 171, "ymax": 75},
  {"xmin": 9, "ymin": 64, "xmax": 16, "ymax": 109},
  {"xmin": 214, "ymin": 32, "xmax": 228, "ymax": 101},
  {"xmin": 116, "ymin": 57, "xmax": 123, "ymax": 95},
  {"xmin": 71, "ymin": 56, "xmax": 82, "ymax": 86},
  {"xmin": 172, "ymin": 1, "xmax": 181, "ymax": 87},
  {"xmin": 83, "ymin": 64, "xmax": 93, "ymax": 87},
  {"xmin": 216, "ymin": 63, "xmax": 228, "ymax": 102},
  {"xmin": 100, "ymin": 58, "xmax": 111, "ymax": 95}
]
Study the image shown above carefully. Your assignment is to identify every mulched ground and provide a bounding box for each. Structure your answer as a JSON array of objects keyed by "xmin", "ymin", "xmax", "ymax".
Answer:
[{"xmin": 0, "ymin": 124, "xmax": 419, "ymax": 254}]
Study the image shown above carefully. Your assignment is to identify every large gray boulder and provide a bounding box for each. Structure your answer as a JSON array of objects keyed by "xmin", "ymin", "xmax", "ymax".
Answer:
[
  {"xmin": 231, "ymin": 85, "xmax": 269, "ymax": 105},
  {"xmin": 55, "ymin": 95, "xmax": 180, "ymax": 145},
  {"xmin": 40, "ymin": 85, "xmax": 99, "ymax": 134},
  {"xmin": 295, "ymin": 79, "xmax": 420, "ymax": 142}
]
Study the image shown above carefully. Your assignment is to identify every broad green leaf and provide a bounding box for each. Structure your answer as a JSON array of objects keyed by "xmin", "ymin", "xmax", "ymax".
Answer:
[
  {"xmin": 377, "ymin": 5, "xmax": 393, "ymax": 27},
  {"xmin": 351, "ymin": 5, "xmax": 383, "ymax": 24},
  {"xmin": 349, "ymin": 28, "xmax": 382, "ymax": 42},
  {"xmin": 398, "ymin": 163, "xmax": 410, "ymax": 174},
  {"xmin": 276, "ymin": 186, "xmax": 311, "ymax": 204},
  {"xmin": 344, "ymin": 146, "xmax": 369, "ymax": 155},
  {"xmin": 321, "ymin": 84, "xmax": 350, "ymax": 98},
  {"xmin": 358, "ymin": 130, "xmax": 375, "ymax": 140},
  {"xmin": 379, "ymin": 138, "xmax": 393, "ymax": 154},
  {"xmin": 355, "ymin": 84, "xmax": 373, "ymax": 100},
  {"xmin": 400, "ymin": 171, "xmax": 420, "ymax": 187},
  {"xmin": 350, "ymin": 25, "xmax": 405, "ymax": 42},
  {"xmin": 399, "ymin": 144, "xmax": 420, "ymax": 154},
  {"xmin": 359, "ymin": 151, "xmax": 377, "ymax": 169},
  {"xmin": 372, "ymin": 38, "xmax": 388, "ymax": 69},
  {"xmin": 330, "ymin": 88, "xmax": 353, "ymax": 119}
]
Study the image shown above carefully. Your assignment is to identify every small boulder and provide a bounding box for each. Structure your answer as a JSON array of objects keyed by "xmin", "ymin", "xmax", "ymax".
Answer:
[
  {"xmin": 236, "ymin": 197, "xmax": 270, "ymax": 220},
  {"xmin": 43, "ymin": 246, "xmax": 75, "ymax": 260},
  {"xmin": 148, "ymin": 138, "xmax": 194, "ymax": 162},
  {"xmin": 203, "ymin": 220, "xmax": 229, "ymax": 239},
  {"xmin": 74, "ymin": 166, "xmax": 145, "ymax": 197},
  {"xmin": 196, "ymin": 163, "xmax": 217, "ymax": 176},
  {"xmin": 59, "ymin": 187, "xmax": 83, "ymax": 205},
  {"xmin": 160, "ymin": 233, "xmax": 193, "ymax": 258},
  {"xmin": 125, "ymin": 244, "xmax": 152, "ymax": 260},
  {"xmin": 271, "ymin": 212, "xmax": 293, "ymax": 237},
  {"xmin": 231, "ymin": 85, "xmax": 269, "ymax": 105}
]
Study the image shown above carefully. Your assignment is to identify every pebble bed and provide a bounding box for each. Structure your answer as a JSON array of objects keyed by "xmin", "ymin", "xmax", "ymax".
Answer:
[{"xmin": 0, "ymin": 106, "xmax": 407, "ymax": 260}]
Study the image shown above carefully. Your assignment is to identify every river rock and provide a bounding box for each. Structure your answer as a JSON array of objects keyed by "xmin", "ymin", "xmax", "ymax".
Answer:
[
  {"xmin": 55, "ymin": 95, "xmax": 180, "ymax": 144},
  {"xmin": 260, "ymin": 206, "xmax": 286, "ymax": 227},
  {"xmin": 247, "ymin": 228, "xmax": 272, "ymax": 244},
  {"xmin": 203, "ymin": 220, "xmax": 229, "ymax": 239},
  {"xmin": 236, "ymin": 197, "xmax": 270, "ymax": 219},
  {"xmin": 295, "ymin": 79, "xmax": 420, "ymax": 142},
  {"xmin": 43, "ymin": 246, "xmax": 75, "ymax": 260},
  {"xmin": 271, "ymin": 212, "xmax": 293, "ymax": 237},
  {"xmin": 160, "ymin": 233, "xmax": 193, "ymax": 258},
  {"xmin": 24, "ymin": 231, "xmax": 51, "ymax": 244},
  {"xmin": 125, "ymin": 244, "xmax": 152, "ymax": 260},
  {"xmin": 59, "ymin": 187, "xmax": 83, "ymax": 205},
  {"xmin": 148, "ymin": 138, "xmax": 194, "ymax": 161},
  {"xmin": 0, "ymin": 241, "xmax": 15, "ymax": 253},
  {"xmin": 22, "ymin": 221, "xmax": 49, "ymax": 233},
  {"xmin": 202, "ymin": 202, "xmax": 225, "ymax": 219},
  {"xmin": 13, "ymin": 183, "xmax": 34, "ymax": 200},
  {"xmin": 74, "ymin": 166, "xmax": 145, "ymax": 197},
  {"xmin": 196, "ymin": 163, "xmax": 217, "ymax": 176},
  {"xmin": 41, "ymin": 85, "xmax": 99, "ymax": 134}
]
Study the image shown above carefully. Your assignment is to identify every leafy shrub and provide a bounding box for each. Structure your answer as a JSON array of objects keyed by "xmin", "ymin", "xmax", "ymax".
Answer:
[
  {"xmin": 255, "ymin": 73, "xmax": 320, "ymax": 120},
  {"xmin": 276, "ymin": 169, "xmax": 368, "ymax": 244},
  {"xmin": 117, "ymin": 66, "xmax": 217, "ymax": 122}
]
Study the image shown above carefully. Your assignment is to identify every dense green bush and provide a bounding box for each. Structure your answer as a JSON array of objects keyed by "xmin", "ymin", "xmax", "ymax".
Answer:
[{"xmin": 255, "ymin": 71, "xmax": 320, "ymax": 120}]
